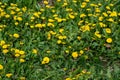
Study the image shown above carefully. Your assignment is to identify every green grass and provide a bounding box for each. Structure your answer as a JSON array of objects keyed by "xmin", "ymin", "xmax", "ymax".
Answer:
[
  {"xmin": 1, "ymin": 0, "xmax": 41, "ymax": 9},
  {"xmin": 0, "ymin": 0, "xmax": 120, "ymax": 80}
]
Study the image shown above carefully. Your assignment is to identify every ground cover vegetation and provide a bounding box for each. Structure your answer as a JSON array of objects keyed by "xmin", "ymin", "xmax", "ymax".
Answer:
[{"xmin": 0, "ymin": 0, "xmax": 120, "ymax": 80}]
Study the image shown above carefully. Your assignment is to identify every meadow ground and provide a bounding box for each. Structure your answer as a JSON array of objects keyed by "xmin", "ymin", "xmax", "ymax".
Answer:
[{"xmin": 0, "ymin": 0, "xmax": 120, "ymax": 80}]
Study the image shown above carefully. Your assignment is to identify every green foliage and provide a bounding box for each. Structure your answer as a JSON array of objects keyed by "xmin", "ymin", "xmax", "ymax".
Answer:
[
  {"xmin": 0, "ymin": 0, "xmax": 120, "ymax": 80},
  {"xmin": 1, "ymin": 0, "xmax": 41, "ymax": 9}
]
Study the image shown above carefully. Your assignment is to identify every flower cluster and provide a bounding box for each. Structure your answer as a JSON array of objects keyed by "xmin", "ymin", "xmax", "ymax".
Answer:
[{"xmin": 0, "ymin": 0, "xmax": 120, "ymax": 79}]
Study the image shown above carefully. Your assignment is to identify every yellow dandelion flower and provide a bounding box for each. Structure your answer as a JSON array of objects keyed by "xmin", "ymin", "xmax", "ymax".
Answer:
[
  {"xmin": 10, "ymin": 3, "xmax": 17, "ymax": 7},
  {"xmin": 48, "ymin": 19, "xmax": 55, "ymax": 23},
  {"xmin": 15, "ymin": 22, "xmax": 19, "ymax": 26},
  {"xmin": 47, "ymin": 33, "xmax": 51, "ymax": 40},
  {"xmin": 20, "ymin": 58, "xmax": 25, "ymax": 63},
  {"xmin": 20, "ymin": 77, "xmax": 26, "ymax": 80},
  {"xmin": 68, "ymin": 46, "xmax": 72, "ymax": 49},
  {"xmin": 88, "ymin": 14, "xmax": 92, "ymax": 16},
  {"xmin": 105, "ymin": 28, "xmax": 111, "ymax": 33},
  {"xmin": 25, "ymin": 23, "xmax": 29, "ymax": 26},
  {"xmin": 41, "ymin": 61, "xmax": 45, "ymax": 64},
  {"xmin": 82, "ymin": 69, "xmax": 87, "ymax": 74},
  {"xmin": 35, "ymin": 24, "xmax": 42, "ymax": 28},
  {"xmin": 33, "ymin": 12, "xmax": 39, "ymax": 18},
  {"xmin": 47, "ymin": 23, "xmax": 55, "ymax": 27},
  {"xmin": 77, "ymin": 36, "xmax": 81, "ymax": 40},
  {"xmin": 43, "ymin": 1, "xmax": 48, "ymax": 5},
  {"xmin": 58, "ymin": 36, "xmax": 64, "ymax": 39},
  {"xmin": 57, "ymin": 0, "xmax": 61, "ymax": 2},
  {"xmin": 52, "ymin": 9, "xmax": 55, "ymax": 13},
  {"xmin": 62, "ymin": 2, "xmax": 68, "ymax": 7},
  {"xmin": 95, "ymin": 8, "xmax": 101, "ymax": 13},
  {"xmin": 56, "ymin": 18, "xmax": 63, "ymax": 23},
  {"xmin": 42, "ymin": 24, "xmax": 45, "ymax": 27},
  {"xmin": 10, "ymin": 48, "xmax": 15, "ymax": 51},
  {"xmin": 63, "ymin": 68, "xmax": 67, "ymax": 71},
  {"xmin": 2, "ymin": 49, "xmax": 9, "ymax": 54},
  {"xmin": 106, "ymin": 6, "xmax": 110, "ymax": 10},
  {"xmin": 57, "ymin": 40, "xmax": 62, "ymax": 44},
  {"xmin": 65, "ymin": 78, "xmax": 72, "ymax": 80},
  {"xmin": 81, "ymin": 2, "xmax": 87, "ymax": 8},
  {"xmin": 72, "ymin": 52, "xmax": 78, "ymax": 58},
  {"xmin": 107, "ymin": 18, "xmax": 114, "ymax": 22},
  {"xmin": 99, "ymin": 22, "xmax": 106, "ymax": 27},
  {"xmin": 15, "ymin": 49, "xmax": 20, "ymax": 53},
  {"xmin": 6, "ymin": 73, "xmax": 12, "ymax": 78},
  {"xmin": 65, "ymin": 50, "xmax": 69, "ymax": 54},
  {"xmin": 102, "ymin": 12, "xmax": 108, "ymax": 17},
  {"xmin": 106, "ymin": 38, "xmax": 112, "ymax": 43},
  {"xmin": 31, "ymin": 16, "xmax": 35, "ymax": 20},
  {"xmin": 49, "ymin": 31, "xmax": 56, "ymax": 35},
  {"xmin": 20, "ymin": 41, "xmax": 24, "ymax": 45},
  {"xmin": 78, "ymin": 20, "xmax": 84, "ymax": 25},
  {"xmin": 22, "ymin": 7, "xmax": 27, "ymax": 12},
  {"xmin": 80, "ymin": 25, "xmax": 90, "ymax": 32},
  {"xmin": 46, "ymin": 5, "xmax": 50, "ymax": 8},
  {"xmin": 109, "ymin": 4, "xmax": 114, "ymax": 6},
  {"xmin": 80, "ymin": 13, "xmax": 86, "ymax": 18},
  {"xmin": 16, "ymin": 8, "xmax": 20, "ymax": 12},
  {"xmin": 15, "ymin": 53, "xmax": 20, "ymax": 57},
  {"xmin": 42, "ymin": 57, "xmax": 50, "ymax": 64},
  {"xmin": 0, "ymin": 64, "xmax": 3, "ymax": 70},
  {"xmin": 90, "ymin": 3, "xmax": 96, "ymax": 6},
  {"xmin": 63, "ymin": 36, "xmax": 67, "ymax": 39},
  {"xmin": 10, "ymin": 11, "xmax": 15, "ymax": 15},
  {"xmin": 85, "ymin": 0, "xmax": 90, "ymax": 2},
  {"xmin": 59, "ymin": 28, "xmax": 64, "ymax": 33},
  {"xmin": 13, "ymin": 33, "xmax": 19, "ymax": 38},
  {"xmin": 86, "ymin": 8, "xmax": 91, "ymax": 11},
  {"xmin": 0, "ymin": 40, "xmax": 5, "ymax": 46},
  {"xmin": 5, "ymin": 14, "xmax": 10, "ymax": 18},
  {"xmin": 40, "ymin": 8, "xmax": 45, "ymax": 12},
  {"xmin": 17, "ymin": 17, "xmax": 23, "ymax": 21},
  {"xmin": 98, "ymin": 16, "xmax": 104, "ymax": 21},
  {"xmin": 118, "ymin": 13, "xmax": 120, "ymax": 16},
  {"xmin": 73, "ymin": 0, "xmax": 77, "ymax": 3},
  {"xmin": 2, "ymin": 44, "xmax": 8, "ymax": 49},
  {"xmin": 53, "ymin": 14, "xmax": 58, "ymax": 17},
  {"xmin": 80, "ymin": 50, "xmax": 84, "ymax": 55},
  {"xmin": 32, "ymin": 49, "xmax": 38, "ymax": 54},
  {"xmin": 95, "ymin": 31, "xmax": 101, "ymax": 38},
  {"xmin": 69, "ymin": 14, "xmax": 75, "ymax": 19},
  {"xmin": 118, "ymin": 52, "xmax": 120, "ymax": 54},
  {"xmin": 19, "ymin": 51, "xmax": 25, "ymax": 55},
  {"xmin": 98, "ymin": 3, "xmax": 102, "ymax": 6},
  {"xmin": 46, "ymin": 50, "xmax": 51, "ymax": 53},
  {"xmin": 30, "ymin": 25, "xmax": 34, "ymax": 28},
  {"xmin": 110, "ymin": 11, "xmax": 117, "ymax": 17},
  {"xmin": 13, "ymin": 16, "xmax": 17, "ymax": 20}
]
